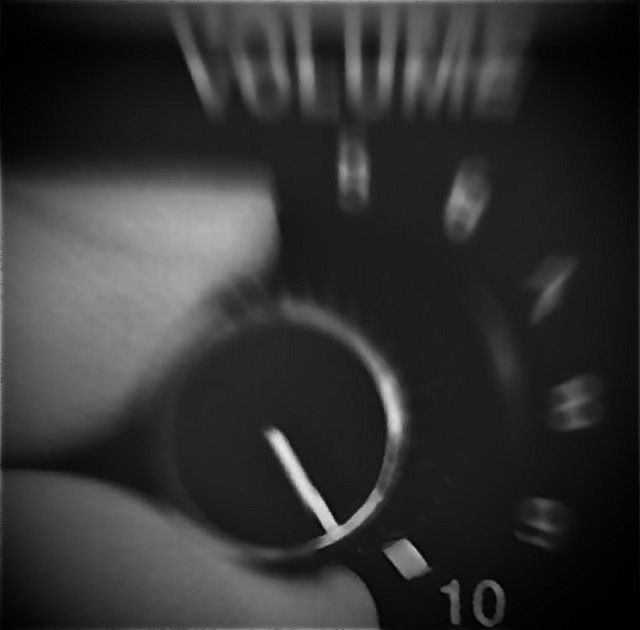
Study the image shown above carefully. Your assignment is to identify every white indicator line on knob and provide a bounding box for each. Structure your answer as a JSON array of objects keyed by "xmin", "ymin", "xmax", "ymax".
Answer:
[{"xmin": 264, "ymin": 426, "xmax": 339, "ymax": 535}]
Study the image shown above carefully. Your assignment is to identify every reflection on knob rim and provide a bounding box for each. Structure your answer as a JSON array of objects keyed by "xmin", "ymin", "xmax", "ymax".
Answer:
[{"xmin": 158, "ymin": 294, "xmax": 410, "ymax": 564}]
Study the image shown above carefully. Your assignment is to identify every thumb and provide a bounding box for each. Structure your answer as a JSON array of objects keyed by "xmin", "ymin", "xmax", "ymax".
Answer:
[{"xmin": 3, "ymin": 469, "xmax": 379, "ymax": 628}]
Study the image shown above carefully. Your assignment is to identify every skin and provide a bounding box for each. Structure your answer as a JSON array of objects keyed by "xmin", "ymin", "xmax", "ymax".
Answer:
[
  {"xmin": 3, "ymin": 164, "xmax": 279, "ymax": 462},
  {"xmin": 1, "ymin": 164, "xmax": 379, "ymax": 628},
  {"xmin": 3, "ymin": 469, "xmax": 378, "ymax": 627}
]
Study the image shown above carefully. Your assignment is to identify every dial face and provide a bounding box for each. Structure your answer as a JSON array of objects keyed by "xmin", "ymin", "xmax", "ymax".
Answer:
[
  {"xmin": 158, "ymin": 2, "xmax": 637, "ymax": 627},
  {"xmin": 160, "ymin": 232, "xmax": 523, "ymax": 565},
  {"xmin": 3, "ymin": 1, "xmax": 637, "ymax": 629}
]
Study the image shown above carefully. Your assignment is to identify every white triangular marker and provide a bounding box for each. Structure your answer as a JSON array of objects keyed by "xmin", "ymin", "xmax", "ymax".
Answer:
[{"xmin": 382, "ymin": 538, "xmax": 432, "ymax": 580}]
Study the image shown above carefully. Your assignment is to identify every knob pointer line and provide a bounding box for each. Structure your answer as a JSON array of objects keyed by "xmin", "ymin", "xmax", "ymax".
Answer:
[
  {"xmin": 263, "ymin": 425, "xmax": 431, "ymax": 580},
  {"xmin": 263, "ymin": 426, "xmax": 340, "ymax": 537}
]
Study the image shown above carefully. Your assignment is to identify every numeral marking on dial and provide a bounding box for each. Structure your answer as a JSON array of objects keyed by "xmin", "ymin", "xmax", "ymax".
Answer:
[
  {"xmin": 441, "ymin": 579, "xmax": 462, "ymax": 626},
  {"xmin": 524, "ymin": 255, "xmax": 578, "ymax": 325},
  {"xmin": 441, "ymin": 579, "xmax": 506, "ymax": 627},
  {"xmin": 547, "ymin": 374, "xmax": 603, "ymax": 432},
  {"xmin": 514, "ymin": 497, "xmax": 571, "ymax": 551},
  {"xmin": 443, "ymin": 157, "xmax": 491, "ymax": 243},
  {"xmin": 472, "ymin": 580, "xmax": 506, "ymax": 628},
  {"xmin": 338, "ymin": 127, "xmax": 370, "ymax": 213}
]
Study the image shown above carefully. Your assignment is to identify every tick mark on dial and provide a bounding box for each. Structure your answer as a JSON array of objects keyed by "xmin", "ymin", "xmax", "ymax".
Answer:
[
  {"xmin": 524, "ymin": 255, "xmax": 578, "ymax": 325},
  {"xmin": 444, "ymin": 157, "xmax": 491, "ymax": 243},
  {"xmin": 514, "ymin": 497, "xmax": 571, "ymax": 552},
  {"xmin": 337, "ymin": 126, "xmax": 370, "ymax": 214},
  {"xmin": 547, "ymin": 374, "xmax": 603, "ymax": 432}
]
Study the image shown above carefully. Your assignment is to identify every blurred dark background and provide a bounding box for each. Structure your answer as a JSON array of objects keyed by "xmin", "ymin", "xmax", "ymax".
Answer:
[{"xmin": 1, "ymin": 1, "xmax": 637, "ymax": 274}]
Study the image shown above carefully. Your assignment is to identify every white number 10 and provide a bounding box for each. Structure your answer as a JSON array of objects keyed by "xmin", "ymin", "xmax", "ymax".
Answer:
[{"xmin": 440, "ymin": 579, "xmax": 506, "ymax": 627}]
